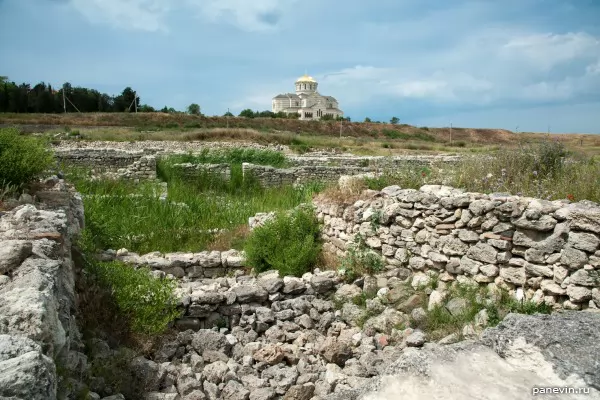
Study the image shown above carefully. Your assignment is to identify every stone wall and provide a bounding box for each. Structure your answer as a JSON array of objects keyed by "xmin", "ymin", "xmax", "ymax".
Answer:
[
  {"xmin": 288, "ymin": 154, "xmax": 461, "ymax": 168},
  {"xmin": 55, "ymin": 149, "xmax": 157, "ymax": 181},
  {"xmin": 170, "ymin": 163, "xmax": 231, "ymax": 181},
  {"xmin": 0, "ymin": 180, "xmax": 86, "ymax": 400},
  {"xmin": 315, "ymin": 184, "xmax": 600, "ymax": 311},
  {"xmin": 242, "ymin": 163, "xmax": 375, "ymax": 187}
]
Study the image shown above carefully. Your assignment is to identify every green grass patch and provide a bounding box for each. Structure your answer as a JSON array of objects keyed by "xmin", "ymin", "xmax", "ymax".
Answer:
[
  {"xmin": 0, "ymin": 127, "xmax": 54, "ymax": 187},
  {"xmin": 243, "ymin": 205, "xmax": 322, "ymax": 277},
  {"xmin": 67, "ymin": 166, "xmax": 323, "ymax": 254}
]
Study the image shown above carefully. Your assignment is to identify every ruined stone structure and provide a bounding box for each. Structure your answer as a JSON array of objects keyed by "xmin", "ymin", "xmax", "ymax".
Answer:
[
  {"xmin": 272, "ymin": 74, "xmax": 343, "ymax": 121},
  {"xmin": 316, "ymin": 184, "xmax": 600, "ymax": 311}
]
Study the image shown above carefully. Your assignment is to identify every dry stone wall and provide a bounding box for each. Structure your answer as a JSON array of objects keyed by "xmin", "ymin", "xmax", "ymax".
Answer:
[
  {"xmin": 170, "ymin": 163, "xmax": 231, "ymax": 181},
  {"xmin": 0, "ymin": 180, "xmax": 86, "ymax": 400},
  {"xmin": 242, "ymin": 163, "xmax": 375, "ymax": 187},
  {"xmin": 315, "ymin": 184, "xmax": 600, "ymax": 311}
]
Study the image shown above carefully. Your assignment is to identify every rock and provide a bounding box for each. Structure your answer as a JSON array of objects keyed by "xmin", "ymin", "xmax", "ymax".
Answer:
[
  {"xmin": 283, "ymin": 383, "xmax": 315, "ymax": 400},
  {"xmin": 0, "ymin": 335, "xmax": 55, "ymax": 400},
  {"xmin": 341, "ymin": 303, "xmax": 366, "ymax": 327},
  {"xmin": 445, "ymin": 298, "xmax": 468, "ymax": 316},
  {"xmin": 253, "ymin": 344, "xmax": 285, "ymax": 365},
  {"xmin": 0, "ymin": 240, "xmax": 32, "ymax": 274},
  {"xmin": 221, "ymin": 380, "xmax": 250, "ymax": 400},
  {"xmin": 560, "ymin": 246, "xmax": 588, "ymax": 270},
  {"xmin": 364, "ymin": 308, "xmax": 408, "ymax": 333},
  {"xmin": 566, "ymin": 285, "xmax": 592, "ymax": 303},
  {"xmin": 258, "ymin": 278, "xmax": 284, "ymax": 294},
  {"xmin": 568, "ymin": 231, "xmax": 600, "ymax": 253},
  {"xmin": 232, "ymin": 285, "xmax": 268, "ymax": 303},
  {"xmin": 283, "ymin": 277, "xmax": 306, "ymax": 295},
  {"xmin": 310, "ymin": 276, "xmax": 335, "ymax": 293},
  {"xmin": 335, "ymin": 284, "xmax": 362, "ymax": 300},
  {"xmin": 250, "ymin": 387, "xmax": 276, "ymax": 400},
  {"xmin": 466, "ymin": 243, "xmax": 498, "ymax": 264},
  {"xmin": 427, "ymin": 290, "xmax": 445, "ymax": 311},
  {"xmin": 513, "ymin": 215, "xmax": 557, "ymax": 232},
  {"xmin": 203, "ymin": 361, "xmax": 229, "ymax": 384},
  {"xmin": 191, "ymin": 330, "xmax": 229, "ymax": 355},
  {"xmin": 406, "ymin": 330, "xmax": 426, "ymax": 347},
  {"xmin": 320, "ymin": 337, "xmax": 353, "ymax": 367}
]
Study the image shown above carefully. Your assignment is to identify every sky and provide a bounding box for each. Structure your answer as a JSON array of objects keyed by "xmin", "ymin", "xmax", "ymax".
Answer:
[{"xmin": 1, "ymin": 0, "xmax": 599, "ymax": 133}]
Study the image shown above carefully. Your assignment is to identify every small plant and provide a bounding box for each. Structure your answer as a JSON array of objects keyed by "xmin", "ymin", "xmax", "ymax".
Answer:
[
  {"xmin": 244, "ymin": 205, "xmax": 322, "ymax": 277},
  {"xmin": 339, "ymin": 234, "xmax": 384, "ymax": 280},
  {"xmin": 0, "ymin": 128, "xmax": 54, "ymax": 187}
]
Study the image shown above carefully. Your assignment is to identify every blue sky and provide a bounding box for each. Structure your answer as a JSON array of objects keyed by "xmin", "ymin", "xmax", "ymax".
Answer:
[{"xmin": 1, "ymin": 0, "xmax": 599, "ymax": 133}]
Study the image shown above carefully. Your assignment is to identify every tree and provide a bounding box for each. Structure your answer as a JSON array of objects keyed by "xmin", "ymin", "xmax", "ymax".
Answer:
[
  {"xmin": 223, "ymin": 111, "xmax": 234, "ymax": 117},
  {"xmin": 390, "ymin": 116, "xmax": 400, "ymax": 124},
  {"xmin": 187, "ymin": 103, "xmax": 201, "ymax": 115},
  {"xmin": 364, "ymin": 117, "xmax": 372, "ymax": 123},
  {"xmin": 239, "ymin": 109, "xmax": 256, "ymax": 118}
]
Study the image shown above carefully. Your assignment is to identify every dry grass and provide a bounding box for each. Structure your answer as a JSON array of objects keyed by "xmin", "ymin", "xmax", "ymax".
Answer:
[
  {"xmin": 206, "ymin": 225, "xmax": 251, "ymax": 251},
  {"xmin": 316, "ymin": 249, "xmax": 341, "ymax": 272}
]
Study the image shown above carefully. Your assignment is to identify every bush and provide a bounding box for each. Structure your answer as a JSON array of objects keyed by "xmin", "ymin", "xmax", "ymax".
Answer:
[
  {"xmin": 79, "ymin": 230, "xmax": 181, "ymax": 335},
  {"xmin": 0, "ymin": 128, "xmax": 54, "ymax": 187},
  {"xmin": 339, "ymin": 233, "xmax": 384, "ymax": 281},
  {"xmin": 244, "ymin": 206, "xmax": 322, "ymax": 277},
  {"xmin": 87, "ymin": 260, "xmax": 181, "ymax": 334}
]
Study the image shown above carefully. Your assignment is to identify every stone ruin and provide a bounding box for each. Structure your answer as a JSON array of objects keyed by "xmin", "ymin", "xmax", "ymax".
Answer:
[{"xmin": 1, "ymin": 174, "xmax": 600, "ymax": 399}]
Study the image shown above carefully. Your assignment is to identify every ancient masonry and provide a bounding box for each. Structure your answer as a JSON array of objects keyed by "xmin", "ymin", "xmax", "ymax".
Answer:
[
  {"xmin": 53, "ymin": 145, "xmax": 460, "ymax": 185},
  {"xmin": 315, "ymin": 184, "xmax": 600, "ymax": 311},
  {"xmin": 1, "ymin": 181, "xmax": 600, "ymax": 399}
]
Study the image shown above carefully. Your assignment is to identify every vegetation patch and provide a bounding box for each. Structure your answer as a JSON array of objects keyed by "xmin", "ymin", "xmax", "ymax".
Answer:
[
  {"xmin": 411, "ymin": 283, "xmax": 552, "ymax": 341},
  {"xmin": 0, "ymin": 127, "xmax": 54, "ymax": 188},
  {"xmin": 244, "ymin": 205, "xmax": 322, "ymax": 277},
  {"xmin": 67, "ymin": 167, "xmax": 323, "ymax": 253},
  {"xmin": 339, "ymin": 234, "xmax": 384, "ymax": 282}
]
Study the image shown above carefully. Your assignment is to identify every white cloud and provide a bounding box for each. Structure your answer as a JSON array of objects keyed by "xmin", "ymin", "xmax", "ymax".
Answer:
[
  {"xmin": 67, "ymin": 0, "xmax": 296, "ymax": 32},
  {"xmin": 186, "ymin": 0, "xmax": 298, "ymax": 32},
  {"xmin": 70, "ymin": 0, "xmax": 170, "ymax": 32},
  {"xmin": 501, "ymin": 32, "xmax": 600, "ymax": 71},
  {"xmin": 307, "ymin": 30, "xmax": 600, "ymax": 107}
]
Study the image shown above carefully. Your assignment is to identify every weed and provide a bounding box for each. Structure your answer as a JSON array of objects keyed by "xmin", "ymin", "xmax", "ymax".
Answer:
[
  {"xmin": 244, "ymin": 205, "xmax": 322, "ymax": 277},
  {"xmin": 0, "ymin": 128, "xmax": 54, "ymax": 187},
  {"xmin": 339, "ymin": 234, "xmax": 384, "ymax": 280}
]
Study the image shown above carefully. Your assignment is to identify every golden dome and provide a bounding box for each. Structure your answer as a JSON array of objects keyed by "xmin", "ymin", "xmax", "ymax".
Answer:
[{"xmin": 296, "ymin": 74, "xmax": 316, "ymax": 83}]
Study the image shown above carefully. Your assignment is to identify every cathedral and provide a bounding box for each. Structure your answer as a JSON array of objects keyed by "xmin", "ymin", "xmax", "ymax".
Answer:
[{"xmin": 272, "ymin": 74, "xmax": 343, "ymax": 121}]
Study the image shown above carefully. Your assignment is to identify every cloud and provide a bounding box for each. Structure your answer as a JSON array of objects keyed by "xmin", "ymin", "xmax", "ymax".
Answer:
[
  {"xmin": 310, "ymin": 30, "xmax": 600, "ymax": 108},
  {"xmin": 500, "ymin": 32, "xmax": 600, "ymax": 71},
  {"xmin": 64, "ymin": 0, "xmax": 296, "ymax": 32},
  {"xmin": 187, "ymin": 0, "xmax": 297, "ymax": 32},
  {"xmin": 70, "ymin": 0, "xmax": 171, "ymax": 32}
]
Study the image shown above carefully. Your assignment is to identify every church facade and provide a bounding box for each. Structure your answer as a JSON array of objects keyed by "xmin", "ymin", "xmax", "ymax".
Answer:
[{"xmin": 272, "ymin": 74, "xmax": 343, "ymax": 121}]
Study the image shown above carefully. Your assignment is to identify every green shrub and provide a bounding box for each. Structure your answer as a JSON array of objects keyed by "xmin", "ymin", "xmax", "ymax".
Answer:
[
  {"xmin": 244, "ymin": 206, "xmax": 322, "ymax": 277},
  {"xmin": 87, "ymin": 260, "xmax": 181, "ymax": 334},
  {"xmin": 339, "ymin": 234, "xmax": 384, "ymax": 280},
  {"xmin": 0, "ymin": 128, "xmax": 54, "ymax": 187},
  {"xmin": 79, "ymin": 230, "xmax": 181, "ymax": 335}
]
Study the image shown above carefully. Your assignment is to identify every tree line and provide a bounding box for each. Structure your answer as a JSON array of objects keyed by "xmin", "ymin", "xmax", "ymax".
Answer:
[{"xmin": 0, "ymin": 76, "xmax": 177, "ymax": 114}]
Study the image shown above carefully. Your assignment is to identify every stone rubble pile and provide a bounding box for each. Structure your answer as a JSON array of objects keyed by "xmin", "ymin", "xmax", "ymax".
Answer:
[{"xmin": 316, "ymin": 184, "xmax": 600, "ymax": 311}]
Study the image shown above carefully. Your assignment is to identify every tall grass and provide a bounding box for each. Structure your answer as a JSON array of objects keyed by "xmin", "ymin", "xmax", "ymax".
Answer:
[
  {"xmin": 69, "ymin": 167, "xmax": 324, "ymax": 253},
  {"xmin": 365, "ymin": 141, "xmax": 600, "ymax": 203}
]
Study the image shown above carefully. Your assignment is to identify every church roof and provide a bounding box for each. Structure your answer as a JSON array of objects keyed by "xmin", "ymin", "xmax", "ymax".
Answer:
[
  {"xmin": 323, "ymin": 96, "xmax": 338, "ymax": 101},
  {"xmin": 273, "ymin": 93, "xmax": 300, "ymax": 99}
]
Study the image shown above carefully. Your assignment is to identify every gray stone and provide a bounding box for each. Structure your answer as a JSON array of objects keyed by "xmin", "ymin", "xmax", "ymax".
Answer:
[
  {"xmin": 568, "ymin": 231, "xmax": 600, "ymax": 253},
  {"xmin": 406, "ymin": 330, "xmax": 426, "ymax": 347},
  {"xmin": 0, "ymin": 335, "xmax": 56, "ymax": 400},
  {"xmin": 250, "ymin": 387, "xmax": 276, "ymax": 400},
  {"xmin": 203, "ymin": 361, "xmax": 229, "ymax": 384},
  {"xmin": 191, "ymin": 330, "xmax": 229, "ymax": 355},
  {"xmin": 466, "ymin": 243, "xmax": 498, "ymax": 264},
  {"xmin": 0, "ymin": 240, "xmax": 32, "ymax": 274},
  {"xmin": 232, "ymin": 285, "xmax": 269, "ymax": 303},
  {"xmin": 283, "ymin": 383, "xmax": 315, "ymax": 400},
  {"xmin": 221, "ymin": 380, "xmax": 250, "ymax": 400},
  {"xmin": 560, "ymin": 247, "xmax": 588, "ymax": 270},
  {"xmin": 513, "ymin": 215, "xmax": 557, "ymax": 232}
]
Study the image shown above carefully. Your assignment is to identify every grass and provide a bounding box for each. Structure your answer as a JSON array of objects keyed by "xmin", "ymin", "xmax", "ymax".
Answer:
[
  {"xmin": 362, "ymin": 141, "xmax": 600, "ymax": 203},
  {"xmin": 410, "ymin": 282, "xmax": 553, "ymax": 341},
  {"xmin": 67, "ymin": 165, "xmax": 324, "ymax": 254}
]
